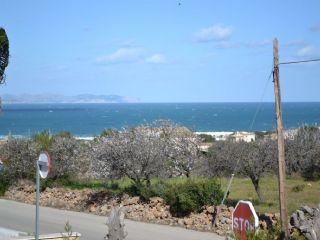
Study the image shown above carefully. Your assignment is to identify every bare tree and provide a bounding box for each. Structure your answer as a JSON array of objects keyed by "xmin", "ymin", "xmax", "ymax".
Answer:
[
  {"xmin": 50, "ymin": 136, "xmax": 91, "ymax": 179},
  {"xmin": 93, "ymin": 124, "xmax": 168, "ymax": 187},
  {"xmin": 205, "ymin": 139, "xmax": 277, "ymax": 202},
  {"xmin": 0, "ymin": 137, "xmax": 38, "ymax": 180},
  {"xmin": 286, "ymin": 126, "xmax": 320, "ymax": 179},
  {"xmin": 150, "ymin": 120, "xmax": 202, "ymax": 177}
]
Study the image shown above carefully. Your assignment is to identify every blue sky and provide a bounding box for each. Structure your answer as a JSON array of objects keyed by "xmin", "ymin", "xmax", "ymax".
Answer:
[{"xmin": 1, "ymin": 0, "xmax": 319, "ymax": 102}]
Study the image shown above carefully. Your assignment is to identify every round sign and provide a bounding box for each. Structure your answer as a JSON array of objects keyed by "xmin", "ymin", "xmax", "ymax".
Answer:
[
  {"xmin": 232, "ymin": 200, "xmax": 259, "ymax": 240},
  {"xmin": 38, "ymin": 152, "xmax": 51, "ymax": 179}
]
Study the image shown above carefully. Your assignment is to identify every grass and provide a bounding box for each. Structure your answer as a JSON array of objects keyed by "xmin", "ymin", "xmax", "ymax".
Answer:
[{"xmin": 219, "ymin": 176, "xmax": 320, "ymax": 214}]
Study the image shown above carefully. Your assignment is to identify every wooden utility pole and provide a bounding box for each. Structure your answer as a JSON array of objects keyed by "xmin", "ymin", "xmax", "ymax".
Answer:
[{"xmin": 273, "ymin": 38, "xmax": 289, "ymax": 239}]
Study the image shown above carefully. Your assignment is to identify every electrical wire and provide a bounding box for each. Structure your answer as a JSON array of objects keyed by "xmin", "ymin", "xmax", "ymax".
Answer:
[{"xmin": 279, "ymin": 58, "xmax": 320, "ymax": 65}]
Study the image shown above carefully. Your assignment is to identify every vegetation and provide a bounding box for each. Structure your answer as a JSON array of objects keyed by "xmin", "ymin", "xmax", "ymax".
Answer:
[
  {"xmin": 198, "ymin": 133, "xmax": 215, "ymax": 143},
  {"xmin": 0, "ymin": 123, "xmax": 320, "ymax": 219},
  {"xmin": 163, "ymin": 178, "xmax": 222, "ymax": 216},
  {"xmin": 0, "ymin": 27, "xmax": 9, "ymax": 84},
  {"xmin": 220, "ymin": 176, "xmax": 320, "ymax": 214}
]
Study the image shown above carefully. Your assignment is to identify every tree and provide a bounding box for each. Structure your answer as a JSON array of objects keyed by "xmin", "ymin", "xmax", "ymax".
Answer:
[
  {"xmin": 0, "ymin": 27, "xmax": 9, "ymax": 84},
  {"xmin": 164, "ymin": 126, "xmax": 201, "ymax": 177},
  {"xmin": 93, "ymin": 124, "xmax": 168, "ymax": 187},
  {"xmin": 286, "ymin": 126, "xmax": 320, "ymax": 180},
  {"xmin": 205, "ymin": 139, "xmax": 277, "ymax": 203},
  {"xmin": 50, "ymin": 136, "xmax": 90, "ymax": 179},
  {"xmin": 0, "ymin": 137, "xmax": 38, "ymax": 180}
]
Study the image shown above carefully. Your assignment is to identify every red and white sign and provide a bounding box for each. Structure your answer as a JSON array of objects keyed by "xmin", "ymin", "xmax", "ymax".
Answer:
[{"xmin": 232, "ymin": 200, "xmax": 259, "ymax": 240}]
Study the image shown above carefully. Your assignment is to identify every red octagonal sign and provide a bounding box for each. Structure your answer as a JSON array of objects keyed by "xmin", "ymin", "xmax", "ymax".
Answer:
[{"xmin": 232, "ymin": 200, "xmax": 259, "ymax": 239}]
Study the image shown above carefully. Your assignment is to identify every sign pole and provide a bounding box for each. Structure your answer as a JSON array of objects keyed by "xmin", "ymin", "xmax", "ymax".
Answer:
[
  {"xmin": 35, "ymin": 163, "xmax": 40, "ymax": 240},
  {"xmin": 35, "ymin": 162, "xmax": 40, "ymax": 240},
  {"xmin": 35, "ymin": 152, "xmax": 51, "ymax": 240},
  {"xmin": 273, "ymin": 38, "xmax": 289, "ymax": 239}
]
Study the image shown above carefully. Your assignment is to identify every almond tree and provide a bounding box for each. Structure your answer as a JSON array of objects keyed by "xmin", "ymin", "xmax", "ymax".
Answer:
[
  {"xmin": 206, "ymin": 139, "xmax": 277, "ymax": 203},
  {"xmin": 93, "ymin": 124, "xmax": 168, "ymax": 187},
  {"xmin": 286, "ymin": 126, "xmax": 320, "ymax": 179}
]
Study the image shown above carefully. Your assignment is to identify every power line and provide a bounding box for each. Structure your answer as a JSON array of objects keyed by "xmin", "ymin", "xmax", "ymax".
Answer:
[{"xmin": 279, "ymin": 58, "xmax": 320, "ymax": 65}]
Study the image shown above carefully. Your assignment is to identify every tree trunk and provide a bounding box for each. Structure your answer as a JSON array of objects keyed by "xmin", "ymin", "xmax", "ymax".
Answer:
[{"xmin": 251, "ymin": 177, "xmax": 265, "ymax": 203}]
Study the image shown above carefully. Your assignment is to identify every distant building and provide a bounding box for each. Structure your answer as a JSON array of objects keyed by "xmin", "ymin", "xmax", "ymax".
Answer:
[{"xmin": 229, "ymin": 131, "xmax": 256, "ymax": 142}]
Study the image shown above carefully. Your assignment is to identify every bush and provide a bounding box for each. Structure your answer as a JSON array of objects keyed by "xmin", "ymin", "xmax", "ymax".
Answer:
[
  {"xmin": 198, "ymin": 134, "xmax": 215, "ymax": 143},
  {"xmin": 163, "ymin": 178, "xmax": 223, "ymax": 217},
  {"xmin": 0, "ymin": 172, "xmax": 10, "ymax": 196},
  {"xmin": 291, "ymin": 184, "xmax": 305, "ymax": 192}
]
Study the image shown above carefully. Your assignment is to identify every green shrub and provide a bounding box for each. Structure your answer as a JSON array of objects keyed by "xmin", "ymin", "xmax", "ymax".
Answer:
[
  {"xmin": 164, "ymin": 178, "xmax": 223, "ymax": 217},
  {"xmin": 0, "ymin": 172, "xmax": 11, "ymax": 196},
  {"xmin": 198, "ymin": 134, "xmax": 215, "ymax": 143},
  {"xmin": 291, "ymin": 184, "xmax": 305, "ymax": 192}
]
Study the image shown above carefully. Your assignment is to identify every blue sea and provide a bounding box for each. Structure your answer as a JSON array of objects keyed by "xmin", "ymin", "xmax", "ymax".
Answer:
[{"xmin": 0, "ymin": 102, "xmax": 319, "ymax": 137}]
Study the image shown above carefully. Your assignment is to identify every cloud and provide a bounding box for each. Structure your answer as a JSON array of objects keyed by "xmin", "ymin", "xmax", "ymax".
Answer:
[
  {"xmin": 282, "ymin": 40, "xmax": 307, "ymax": 48},
  {"xmin": 214, "ymin": 41, "xmax": 240, "ymax": 49},
  {"xmin": 310, "ymin": 23, "xmax": 320, "ymax": 32},
  {"xmin": 145, "ymin": 54, "xmax": 166, "ymax": 64},
  {"xmin": 297, "ymin": 45, "xmax": 319, "ymax": 57},
  {"xmin": 195, "ymin": 24, "xmax": 233, "ymax": 42},
  {"xmin": 96, "ymin": 47, "xmax": 144, "ymax": 64},
  {"xmin": 245, "ymin": 39, "xmax": 272, "ymax": 48}
]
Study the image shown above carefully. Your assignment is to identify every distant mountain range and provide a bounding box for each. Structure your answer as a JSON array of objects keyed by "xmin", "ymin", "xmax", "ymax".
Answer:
[{"xmin": 0, "ymin": 94, "xmax": 140, "ymax": 104}]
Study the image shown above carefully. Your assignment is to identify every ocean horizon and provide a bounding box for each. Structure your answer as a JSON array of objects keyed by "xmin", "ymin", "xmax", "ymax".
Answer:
[{"xmin": 0, "ymin": 102, "xmax": 319, "ymax": 137}]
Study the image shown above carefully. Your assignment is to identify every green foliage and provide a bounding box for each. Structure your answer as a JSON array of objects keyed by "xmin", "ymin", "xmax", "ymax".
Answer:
[
  {"xmin": 163, "ymin": 178, "xmax": 223, "ymax": 217},
  {"xmin": 62, "ymin": 221, "xmax": 74, "ymax": 240},
  {"xmin": 291, "ymin": 184, "xmax": 305, "ymax": 193},
  {"xmin": 55, "ymin": 131, "xmax": 72, "ymax": 138},
  {"xmin": 0, "ymin": 27, "xmax": 9, "ymax": 83},
  {"xmin": 34, "ymin": 130, "xmax": 54, "ymax": 151},
  {"xmin": 0, "ymin": 172, "xmax": 10, "ymax": 196},
  {"xmin": 100, "ymin": 129, "xmax": 118, "ymax": 138},
  {"xmin": 198, "ymin": 134, "xmax": 215, "ymax": 143}
]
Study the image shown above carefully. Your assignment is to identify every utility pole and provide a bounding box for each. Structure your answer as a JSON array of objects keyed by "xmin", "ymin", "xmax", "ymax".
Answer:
[{"xmin": 273, "ymin": 38, "xmax": 289, "ymax": 239}]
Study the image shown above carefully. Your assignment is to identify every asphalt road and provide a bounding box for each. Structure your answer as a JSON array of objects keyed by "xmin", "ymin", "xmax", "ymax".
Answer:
[{"xmin": 0, "ymin": 199, "xmax": 224, "ymax": 240}]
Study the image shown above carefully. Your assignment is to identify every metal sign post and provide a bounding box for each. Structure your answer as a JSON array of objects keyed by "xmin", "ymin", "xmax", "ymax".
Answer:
[{"xmin": 35, "ymin": 152, "xmax": 51, "ymax": 240}]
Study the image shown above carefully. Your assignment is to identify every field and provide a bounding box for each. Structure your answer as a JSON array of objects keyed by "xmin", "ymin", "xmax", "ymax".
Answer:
[{"xmin": 219, "ymin": 176, "xmax": 320, "ymax": 214}]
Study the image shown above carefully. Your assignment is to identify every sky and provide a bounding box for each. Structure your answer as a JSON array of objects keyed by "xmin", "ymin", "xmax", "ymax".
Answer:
[{"xmin": 1, "ymin": 0, "xmax": 320, "ymax": 102}]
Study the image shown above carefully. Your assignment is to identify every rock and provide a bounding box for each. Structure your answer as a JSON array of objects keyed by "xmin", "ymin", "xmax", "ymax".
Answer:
[
  {"xmin": 290, "ymin": 205, "xmax": 320, "ymax": 240},
  {"xmin": 206, "ymin": 206, "xmax": 215, "ymax": 214},
  {"xmin": 184, "ymin": 218, "xmax": 193, "ymax": 226},
  {"xmin": 122, "ymin": 197, "xmax": 140, "ymax": 206},
  {"xmin": 302, "ymin": 206, "xmax": 314, "ymax": 216},
  {"xmin": 149, "ymin": 197, "xmax": 164, "ymax": 206}
]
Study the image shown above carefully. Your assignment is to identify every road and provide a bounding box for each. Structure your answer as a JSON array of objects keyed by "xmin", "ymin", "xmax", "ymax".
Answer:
[{"xmin": 0, "ymin": 199, "xmax": 224, "ymax": 240}]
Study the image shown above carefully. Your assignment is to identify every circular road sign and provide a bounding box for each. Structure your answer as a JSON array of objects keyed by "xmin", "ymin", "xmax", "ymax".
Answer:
[
  {"xmin": 232, "ymin": 200, "xmax": 259, "ymax": 240},
  {"xmin": 38, "ymin": 152, "xmax": 51, "ymax": 179}
]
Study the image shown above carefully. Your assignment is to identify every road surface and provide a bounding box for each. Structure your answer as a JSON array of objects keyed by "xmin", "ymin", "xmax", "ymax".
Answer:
[{"xmin": 0, "ymin": 199, "xmax": 224, "ymax": 240}]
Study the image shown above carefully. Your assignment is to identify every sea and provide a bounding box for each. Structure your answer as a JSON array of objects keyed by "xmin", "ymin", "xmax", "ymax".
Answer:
[{"xmin": 0, "ymin": 102, "xmax": 319, "ymax": 138}]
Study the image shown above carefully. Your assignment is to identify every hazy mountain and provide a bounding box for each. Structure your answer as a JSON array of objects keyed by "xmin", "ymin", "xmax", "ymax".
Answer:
[{"xmin": 0, "ymin": 94, "xmax": 140, "ymax": 104}]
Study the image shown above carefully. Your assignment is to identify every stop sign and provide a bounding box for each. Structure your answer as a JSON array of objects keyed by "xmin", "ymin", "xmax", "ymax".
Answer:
[{"xmin": 232, "ymin": 200, "xmax": 259, "ymax": 239}]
